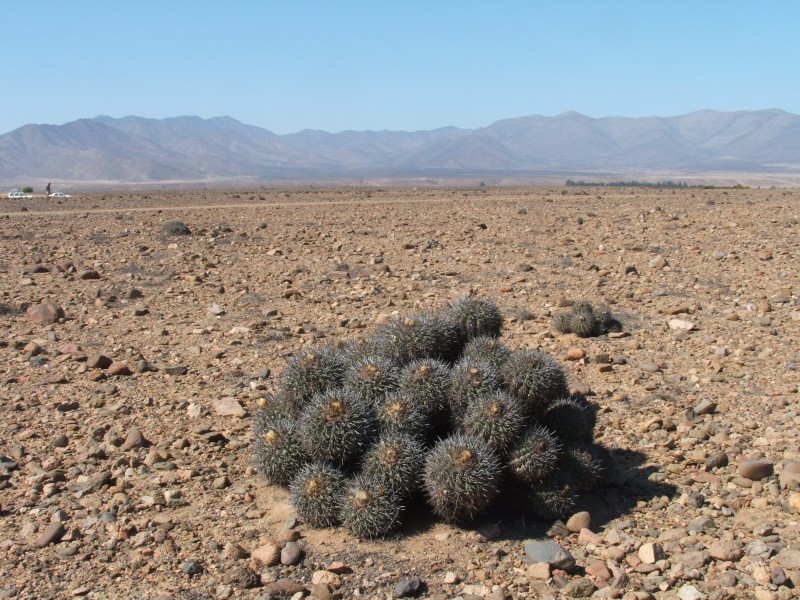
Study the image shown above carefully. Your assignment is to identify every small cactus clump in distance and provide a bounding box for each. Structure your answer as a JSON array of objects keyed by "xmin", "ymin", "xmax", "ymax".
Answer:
[
  {"xmin": 552, "ymin": 300, "xmax": 622, "ymax": 337},
  {"xmin": 593, "ymin": 304, "xmax": 622, "ymax": 333},
  {"xmin": 162, "ymin": 220, "xmax": 191, "ymax": 236}
]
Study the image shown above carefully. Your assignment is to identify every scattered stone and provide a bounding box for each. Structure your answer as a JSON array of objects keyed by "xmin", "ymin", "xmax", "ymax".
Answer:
[
  {"xmin": 311, "ymin": 583, "xmax": 339, "ymax": 600},
  {"xmin": 281, "ymin": 541, "xmax": 303, "ymax": 565},
  {"xmin": 708, "ymin": 540, "xmax": 744, "ymax": 562},
  {"xmin": 107, "ymin": 362, "xmax": 132, "ymax": 376},
  {"xmin": 443, "ymin": 571, "xmax": 459, "ymax": 584},
  {"xmin": 562, "ymin": 577, "xmax": 596, "ymax": 598},
  {"xmin": 524, "ymin": 540, "xmax": 576, "ymax": 570},
  {"xmin": 638, "ymin": 542, "xmax": 665, "ymax": 564},
  {"xmin": 693, "ymin": 399, "xmax": 717, "ymax": 415},
  {"xmin": 566, "ymin": 348, "xmax": 585, "ymax": 361},
  {"xmin": 311, "ymin": 571, "xmax": 341, "ymax": 587},
  {"xmin": 584, "ymin": 559, "xmax": 611, "ymax": 581},
  {"xmin": 394, "ymin": 577, "xmax": 423, "ymax": 598},
  {"xmin": 527, "ymin": 562, "xmax": 551, "ymax": 580},
  {"xmin": 223, "ymin": 542, "xmax": 249, "ymax": 560},
  {"xmin": 27, "ymin": 301, "xmax": 64, "ymax": 324},
  {"xmin": 669, "ymin": 319, "xmax": 695, "ymax": 331},
  {"xmin": 739, "ymin": 459, "xmax": 774, "ymax": 481},
  {"xmin": 566, "ymin": 511, "xmax": 591, "ymax": 532},
  {"xmin": 214, "ymin": 398, "xmax": 247, "ymax": 417},
  {"xmin": 223, "ymin": 566, "xmax": 260, "ymax": 589},
  {"xmin": 578, "ymin": 528, "xmax": 602, "ymax": 545},
  {"xmin": 252, "ymin": 543, "xmax": 281, "ymax": 566},
  {"xmin": 775, "ymin": 548, "xmax": 800, "ymax": 571},
  {"xmin": 35, "ymin": 522, "xmax": 65, "ymax": 547},
  {"xmin": 677, "ymin": 585, "xmax": 706, "ymax": 600},
  {"xmin": 790, "ymin": 492, "xmax": 800, "ymax": 514},
  {"xmin": 180, "ymin": 560, "xmax": 204, "ymax": 576},
  {"xmin": 649, "ymin": 256, "xmax": 668, "ymax": 269},
  {"xmin": 780, "ymin": 461, "xmax": 800, "ymax": 489},
  {"xmin": 705, "ymin": 451, "xmax": 729, "ymax": 470},
  {"xmin": 86, "ymin": 354, "xmax": 112, "ymax": 369},
  {"xmin": 79, "ymin": 269, "xmax": 100, "ymax": 280},
  {"xmin": 163, "ymin": 365, "xmax": 188, "ymax": 376},
  {"xmin": 120, "ymin": 427, "xmax": 148, "ymax": 451}
]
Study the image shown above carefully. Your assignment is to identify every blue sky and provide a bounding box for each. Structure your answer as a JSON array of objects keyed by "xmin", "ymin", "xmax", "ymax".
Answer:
[{"xmin": 3, "ymin": 1, "xmax": 799, "ymax": 135}]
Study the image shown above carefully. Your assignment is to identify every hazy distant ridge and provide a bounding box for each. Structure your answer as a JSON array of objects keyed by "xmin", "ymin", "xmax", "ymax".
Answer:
[{"xmin": 1, "ymin": 109, "xmax": 798, "ymax": 182}]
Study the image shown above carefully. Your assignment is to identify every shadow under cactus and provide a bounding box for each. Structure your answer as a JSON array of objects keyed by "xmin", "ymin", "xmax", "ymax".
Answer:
[{"xmin": 450, "ymin": 446, "xmax": 678, "ymax": 541}]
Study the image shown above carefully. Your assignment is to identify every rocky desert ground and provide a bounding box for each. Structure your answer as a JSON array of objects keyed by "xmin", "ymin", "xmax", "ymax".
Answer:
[{"xmin": 2, "ymin": 186, "xmax": 800, "ymax": 600}]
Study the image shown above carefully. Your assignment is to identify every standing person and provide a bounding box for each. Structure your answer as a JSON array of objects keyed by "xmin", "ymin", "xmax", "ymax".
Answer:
[{"xmin": 46, "ymin": 183, "xmax": 51, "ymax": 196}]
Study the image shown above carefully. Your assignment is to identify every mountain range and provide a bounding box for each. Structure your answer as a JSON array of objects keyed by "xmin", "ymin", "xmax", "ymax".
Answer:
[{"xmin": 1, "ymin": 109, "xmax": 799, "ymax": 185}]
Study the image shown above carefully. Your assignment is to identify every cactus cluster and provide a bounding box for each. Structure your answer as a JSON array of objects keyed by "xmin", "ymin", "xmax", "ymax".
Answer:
[
  {"xmin": 253, "ymin": 296, "xmax": 608, "ymax": 537},
  {"xmin": 553, "ymin": 300, "xmax": 622, "ymax": 337}
]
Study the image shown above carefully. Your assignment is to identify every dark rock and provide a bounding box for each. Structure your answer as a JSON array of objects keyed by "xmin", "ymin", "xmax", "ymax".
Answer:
[
  {"xmin": 739, "ymin": 459, "xmax": 774, "ymax": 481},
  {"xmin": 705, "ymin": 451, "xmax": 729, "ymax": 470},
  {"xmin": 180, "ymin": 560, "xmax": 204, "ymax": 576},
  {"xmin": 524, "ymin": 540, "xmax": 576, "ymax": 570},
  {"xmin": 201, "ymin": 431, "xmax": 227, "ymax": 444},
  {"xmin": 394, "ymin": 577, "xmax": 424, "ymax": 598},
  {"xmin": 163, "ymin": 365, "xmax": 188, "ymax": 376},
  {"xmin": 771, "ymin": 567, "xmax": 787, "ymax": 586}
]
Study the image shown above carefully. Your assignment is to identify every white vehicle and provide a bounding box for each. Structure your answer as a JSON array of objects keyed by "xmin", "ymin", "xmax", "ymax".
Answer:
[
  {"xmin": 8, "ymin": 191, "xmax": 32, "ymax": 199},
  {"xmin": 48, "ymin": 192, "xmax": 71, "ymax": 198}
]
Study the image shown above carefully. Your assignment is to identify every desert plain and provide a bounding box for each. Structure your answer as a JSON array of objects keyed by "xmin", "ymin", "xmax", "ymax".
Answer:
[{"xmin": 1, "ymin": 186, "xmax": 800, "ymax": 600}]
